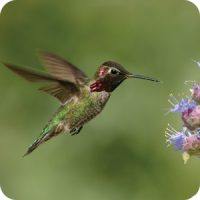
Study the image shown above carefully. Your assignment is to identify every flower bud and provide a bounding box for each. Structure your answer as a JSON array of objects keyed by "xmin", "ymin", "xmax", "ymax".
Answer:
[
  {"xmin": 182, "ymin": 106, "xmax": 200, "ymax": 130},
  {"xmin": 191, "ymin": 84, "xmax": 200, "ymax": 103},
  {"xmin": 183, "ymin": 134, "xmax": 200, "ymax": 152},
  {"xmin": 182, "ymin": 133, "xmax": 200, "ymax": 163}
]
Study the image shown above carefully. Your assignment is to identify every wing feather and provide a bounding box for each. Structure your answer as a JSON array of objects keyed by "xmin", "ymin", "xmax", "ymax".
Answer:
[
  {"xmin": 39, "ymin": 52, "xmax": 89, "ymax": 85},
  {"xmin": 3, "ymin": 63, "xmax": 80, "ymax": 104},
  {"xmin": 39, "ymin": 82, "xmax": 78, "ymax": 104},
  {"xmin": 3, "ymin": 63, "xmax": 56, "ymax": 82}
]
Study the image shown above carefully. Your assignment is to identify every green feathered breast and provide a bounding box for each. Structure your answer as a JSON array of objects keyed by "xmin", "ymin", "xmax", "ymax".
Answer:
[{"xmin": 42, "ymin": 87, "xmax": 110, "ymax": 136}]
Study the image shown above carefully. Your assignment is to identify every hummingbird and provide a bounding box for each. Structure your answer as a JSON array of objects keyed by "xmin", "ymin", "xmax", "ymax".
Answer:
[{"xmin": 3, "ymin": 52, "xmax": 159, "ymax": 156}]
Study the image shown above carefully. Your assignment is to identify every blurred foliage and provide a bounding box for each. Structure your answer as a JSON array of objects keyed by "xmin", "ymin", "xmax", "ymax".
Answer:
[{"xmin": 0, "ymin": 0, "xmax": 200, "ymax": 199}]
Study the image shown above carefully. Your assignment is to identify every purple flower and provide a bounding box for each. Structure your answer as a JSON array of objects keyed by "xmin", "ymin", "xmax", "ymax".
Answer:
[
  {"xmin": 169, "ymin": 133, "xmax": 185, "ymax": 150},
  {"xmin": 166, "ymin": 62, "xmax": 200, "ymax": 163},
  {"xmin": 165, "ymin": 125, "xmax": 186, "ymax": 151},
  {"xmin": 170, "ymin": 98, "xmax": 197, "ymax": 113},
  {"xmin": 166, "ymin": 125, "xmax": 200, "ymax": 163}
]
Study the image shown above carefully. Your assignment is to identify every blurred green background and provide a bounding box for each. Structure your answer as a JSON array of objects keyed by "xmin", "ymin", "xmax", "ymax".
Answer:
[{"xmin": 0, "ymin": 0, "xmax": 200, "ymax": 199}]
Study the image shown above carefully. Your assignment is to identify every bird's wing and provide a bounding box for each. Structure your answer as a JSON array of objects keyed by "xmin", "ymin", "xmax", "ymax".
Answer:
[
  {"xmin": 39, "ymin": 52, "xmax": 89, "ymax": 85},
  {"xmin": 3, "ymin": 63, "xmax": 80, "ymax": 104},
  {"xmin": 38, "ymin": 83, "xmax": 78, "ymax": 104}
]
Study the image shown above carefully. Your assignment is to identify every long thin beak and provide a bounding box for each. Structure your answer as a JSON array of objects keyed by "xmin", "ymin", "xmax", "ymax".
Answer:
[{"xmin": 127, "ymin": 74, "xmax": 160, "ymax": 83}]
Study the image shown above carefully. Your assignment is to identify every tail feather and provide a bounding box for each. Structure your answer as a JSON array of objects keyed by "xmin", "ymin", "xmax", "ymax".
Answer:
[
  {"xmin": 23, "ymin": 132, "xmax": 53, "ymax": 157},
  {"xmin": 23, "ymin": 139, "xmax": 42, "ymax": 157}
]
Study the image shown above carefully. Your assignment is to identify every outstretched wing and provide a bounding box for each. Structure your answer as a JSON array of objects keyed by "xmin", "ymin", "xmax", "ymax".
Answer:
[
  {"xmin": 39, "ymin": 52, "xmax": 89, "ymax": 85},
  {"xmin": 38, "ymin": 83, "xmax": 78, "ymax": 104},
  {"xmin": 3, "ymin": 63, "xmax": 80, "ymax": 104}
]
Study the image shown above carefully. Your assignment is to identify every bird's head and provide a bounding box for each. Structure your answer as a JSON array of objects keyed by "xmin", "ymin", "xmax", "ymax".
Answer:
[{"xmin": 90, "ymin": 61, "xmax": 160, "ymax": 92}]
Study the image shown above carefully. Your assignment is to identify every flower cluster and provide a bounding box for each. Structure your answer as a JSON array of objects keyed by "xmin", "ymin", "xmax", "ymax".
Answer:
[{"xmin": 166, "ymin": 84, "xmax": 200, "ymax": 163}]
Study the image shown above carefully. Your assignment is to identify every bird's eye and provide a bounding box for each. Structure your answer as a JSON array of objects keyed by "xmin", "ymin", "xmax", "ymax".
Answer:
[{"xmin": 110, "ymin": 68, "xmax": 120, "ymax": 75}]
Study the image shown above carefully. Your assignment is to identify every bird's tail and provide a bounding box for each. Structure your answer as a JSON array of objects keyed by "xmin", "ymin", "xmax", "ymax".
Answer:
[
  {"xmin": 23, "ymin": 138, "xmax": 42, "ymax": 157},
  {"xmin": 23, "ymin": 130, "xmax": 54, "ymax": 157}
]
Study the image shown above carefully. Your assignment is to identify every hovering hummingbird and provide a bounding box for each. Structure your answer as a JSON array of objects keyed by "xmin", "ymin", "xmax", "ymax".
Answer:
[{"xmin": 3, "ymin": 52, "xmax": 159, "ymax": 156}]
